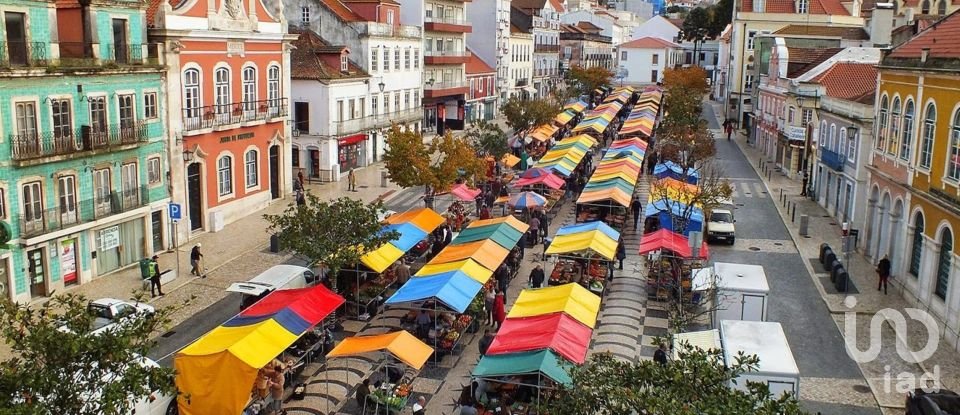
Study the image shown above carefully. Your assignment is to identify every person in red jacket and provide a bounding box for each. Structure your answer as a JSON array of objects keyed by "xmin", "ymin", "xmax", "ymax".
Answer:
[{"xmin": 493, "ymin": 290, "xmax": 506, "ymax": 329}]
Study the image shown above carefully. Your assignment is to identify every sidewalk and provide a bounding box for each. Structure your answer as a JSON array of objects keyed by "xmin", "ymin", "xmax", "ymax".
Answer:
[{"xmin": 711, "ymin": 102, "xmax": 960, "ymax": 413}]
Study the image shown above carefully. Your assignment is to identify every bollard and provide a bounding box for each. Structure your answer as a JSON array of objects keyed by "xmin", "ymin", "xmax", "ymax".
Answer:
[
  {"xmin": 780, "ymin": 189, "xmax": 784, "ymax": 201},
  {"xmin": 799, "ymin": 214, "xmax": 810, "ymax": 236},
  {"xmin": 768, "ymin": 170, "xmax": 773, "ymax": 180},
  {"xmin": 791, "ymin": 203, "xmax": 796, "ymax": 222},
  {"xmin": 380, "ymin": 170, "xmax": 388, "ymax": 187}
]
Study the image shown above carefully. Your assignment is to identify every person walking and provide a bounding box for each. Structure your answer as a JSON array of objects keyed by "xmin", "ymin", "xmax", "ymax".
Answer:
[
  {"xmin": 149, "ymin": 255, "xmax": 164, "ymax": 297},
  {"xmin": 412, "ymin": 396, "xmax": 427, "ymax": 415},
  {"xmin": 724, "ymin": 120, "xmax": 734, "ymax": 141},
  {"xmin": 478, "ymin": 330, "xmax": 494, "ymax": 355},
  {"xmin": 527, "ymin": 214, "xmax": 540, "ymax": 246},
  {"xmin": 394, "ymin": 260, "xmax": 411, "ymax": 286},
  {"xmin": 492, "ymin": 291, "xmax": 506, "ymax": 329},
  {"xmin": 653, "ymin": 343, "xmax": 669, "ymax": 366},
  {"xmin": 347, "ymin": 168, "xmax": 357, "ymax": 192},
  {"xmin": 877, "ymin": 254, "xmax": 891, "ymax": 295},
  {"xmin": 484, "ymin": 288, "xmax": 496, "ymax": 326},
  {"xmin": 496, "ymin": 263, "xmax": 510, "ymax": 302},
  {"xmin": 190, "ymin": 243, "xmax": 204, "ymax": 277},
  {"xmin": 631, "ymin": 198, "xmax": 642, "ymax": 230},
  {"xmin": 529, "ymin": 263, "xmax": 545, "ymax": 288},
  {"xmin": 616, "ymin": 238, "xmax": 626, "ymax": 271}
]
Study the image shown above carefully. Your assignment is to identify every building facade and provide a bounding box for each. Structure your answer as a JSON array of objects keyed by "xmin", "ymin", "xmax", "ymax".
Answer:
[
  {"xmin": 465, "ymin": 0, "xmax": 512, "ymax": 105},
  {"xmin": 508, "ymin": 24, "xmax": 535, "ymax": 99},
  {"xmin": 0, "ymin": 0, "xmax": 170, "ymax": 302},
  {"xmin": 511, "ymin": 0, "xmax": 563, "ymax": 98},
  {"xmin": 149, "ymin": 0, "xmax": 293, "ymax": 239},
  {"xmin": 559, "ymin": 22, "xmax": 614, "ymax": 73},
  {"xmin": 465, "ymin": 51, "xmax": 497, "ymax": 123},
  {"xmin": 617, "ymin": 37, "xmax": 681, "ymax": 84}
]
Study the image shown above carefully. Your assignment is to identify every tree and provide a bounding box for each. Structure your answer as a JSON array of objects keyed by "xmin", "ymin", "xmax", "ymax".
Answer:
[
  {"xmin": 0, "ymin": 294, "xmax": 178, "ymax": 415},
  {"xmin": 566, "ymin": 65, "xmax": 613, "ymax": 97},
  {"xmin": 659, "ymin": 67, "xmax": 709, "ymax": 130},
  {"xmin": 465, "ymin": 119, "xmax": 509, "ymax": 161},
  {"xmin": 541, "ymin": 347, "xmax": 807, "ymax": 414},
  {"xmin": 707, "ymin": 0, "xmax": 733, "ymax": 38},
  {"xmin": 263, "ymin": 196, "xmax": 399, "ymax": 284},
  {"xmin": 382, "ymin": 126, "xmax": 487, "ymax": 205},
  {"xmin": 500, "ymin": 97, "xmax": 561, "ymax": 140}
]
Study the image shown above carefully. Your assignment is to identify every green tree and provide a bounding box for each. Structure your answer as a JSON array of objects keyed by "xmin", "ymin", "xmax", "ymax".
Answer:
[
  {"xmin": 659, "ymin": 67, "xmax": 709, "ymax": 129},
  {"xmin": 501, "ymin": 97, "xmax": 560, "ymax": 140},
  {"xmin": 466, "ymin": 119, "xmax": 509, "ymax": 161},
  {"xmin": 541, "ymin": 347, "xmax": 807, "ymax": 415},
  {"xmin": 708, "ymin": 0, "xmax": 733, "ymax": 38},
  {"xmin": 566, "ymin": 65, "xmax": 614, "ymax": 97},
  {"xmin": 0, "ymin": 294, "xmax": 178, "ymax": 415},
  {"xmin": 264, "ymin": 196, "xmax": 399, "ymax": 283},
  {"xmin": 381, "ymin": 126, "xmax": 487, "ymax": 205}
]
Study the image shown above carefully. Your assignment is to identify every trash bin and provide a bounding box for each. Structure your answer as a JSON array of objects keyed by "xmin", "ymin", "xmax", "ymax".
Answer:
[
  {"xmin": 819, "ymin": 243, "xmax": 832, "ymax": 264},
  {"xmin": 823, "ymin": 251, "xmax": 836, "ymax": 272},
  {"xmin": 835, "ymin": 271, "xmax": 849, "ymax": 292},
  {"xmin": 139, "ymin": 258, "xmax": 152, "ymax": 279},
  {"xmin": 830, "ymin": 260, "xmax": 843, "ymax": 283},
  {"xmin": 270, "ymin": 234, "xmax": 280, "ymax": 253}
]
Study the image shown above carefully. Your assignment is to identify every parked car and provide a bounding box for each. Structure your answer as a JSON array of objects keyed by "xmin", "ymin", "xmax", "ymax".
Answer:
[
  {"xmin": 60, "ymin": 298, "xmax": 156, "ymax": 336},
  {"xmin": 907, "ymin": 388, "xmax": 960, "ymax": 414},
  {"xmin": 706, "ymin": 208, "xmax": 736, "ymax": 244}
]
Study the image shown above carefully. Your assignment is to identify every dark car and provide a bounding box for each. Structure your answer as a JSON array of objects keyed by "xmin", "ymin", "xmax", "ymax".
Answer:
[{"xmin": 907, "ymin": 388, "xmax": 960, "ymax": 414}]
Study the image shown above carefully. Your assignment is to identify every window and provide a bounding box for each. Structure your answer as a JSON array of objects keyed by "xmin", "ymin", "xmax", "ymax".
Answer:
[
  {"xmin": 22, "ymin": 182, "xmax": 43, "ymax": 229},
  {"xmin": 372, "ymin": 96, "xmax": 379, "ymax": 116},
  {"xmin": 50, "ymin": 99, "xmax": 72, "ymax": 139},
  {"xmin": 621, "ymin": 51, "xmax": 627, "ymax": 60},
  {"xmin": 144, "ymin": 92, "xmax": 158, "ymax": 119},
  {"xmin": 829, "ymin": 124, "xmax": 836, "ymax": 150},
  {"xmin": 651, "ymin": 70, "xmax": 658, "ymax": 82},
  {"xmin": 935, "ymin": 227, "xmax": 953, "ymax": 300},
  {"xmin": 242, "ymin": 67, "xmax": 257, "ymax": 110},
  {"xmin": 414, "ymin": 49, "xmax": 419, "ymax": 69},
  {"xmin": 798, "ymin": 0, "xmax": 809, "ymax": 13},
  {"xmin": 120, "ymin": 162, "xmax": 138, "ymax": 206},
  {"xmin": 413, "ymin": 90, "xmax": 419, "ymax": 105},
  {"xmin": 340, "ymin": 54, "xmax": 348, "ymax": 72},
  {"xmin": 950, "ymin": 110, "xmax": 960, "ymax": 180},
  {"xmin": 349, "ymin": 99, "xmax": 356, "ymax": 119},
  {"xmin": 802, "ymin": 108, "xmax": 813, "ymax": 126},
  {"xmin": 301, "ymin": 6, "xmax": 310, "ymax": 25},
  {"xmin": 839, "ymin": 128, "xmax": 847, "ymax": 156},
  {"xmin": 387, "ymin": 9, "xmax": 395, "ymax": 24},
  {"xmin": 405, "ymin": 49, "xmax": 411, "ymax": 69},
  {"xmin": 337, "ymin": 100, "xmax": 344, "ymax": 121},
  {"xmin": 359, "ymin": 97, "xmax": 365, "ymax": 117},
  {"xmin": 877, "ymin": 96, "xmax": 888, "ymax": 150},
  {"xmin": 747, "ymin": 31, "xmax": 757, "ymax": 50},
  {"xmin": 910, "ymin": 213, "xmax": 925, "ymax": 277},
  {"xmin": 291, "ymin": 145, "xmax": 300, "ymax": 169},
  {"xmin": 118, "ymin": 94, "xmax": 135, "ymax": 129},
  {"xmin": 394, "ymin": 48, "xmax": 400, "ymax": 70},
  {"xmin": 847, "ymin": 129, "xmax": 857, "ymax": 162},
  {"xmin": 901, "ymin": 100, "xmax": 915, "ymax": 161},
  {"xmin": 921, "ymin": 0, "xmax": 930, "ymax": 13},
  {"xmin": 268, "ymin": 66, "xmax": 281, "ymax": 112},
  {"xmin": 215, "ymin": 68, "xmax": 231, "ymax": 113},
  {"xmin": 384, "ymin": 93, "xmax": 390, "ymax": 113},
  {"xmin": 89, "ymin": 96, "xmax": 107, "ymax": 141},
  {"xmin": 788, "ymin": 107, "xmax": 795, "ymax": 124},
  {"xmin": 245, "ymin": 150, "xmax": 258, "ymax": 188},
  {"xmin": 938, "ymin": 0, "xmax": 946, "ymax": 14},
  {"xmin": 183, "ymin": 68, "xmax": 200, "ymax": 117},
  {"xmin": 651, "ymin": 54, "xmax": 659, "ymax": 65},
  {"xmin": 218, "ymin": 156, "xmax": 233, "ymax": 196},
  {"xmin": 889, "ymin": 97, "xmax": 901, "ymax": 155},
  {"xmin": 0, "ymin": 188, "xmax": 5, "ymax": 219},
  {"xmin": 820, "ymin": 120, "xmax": 827, "ymax": 146},
  {"xmin": 394, "ymin": 93, "xmax": 400, "ymax": 113},
  {"xmin": 372, "ymin": 48, "xmax": 379, "ymax": 71},
  {"xmin": 15, "ymin": 101, "xmax": 37, "ymax": 139},
  {"xmin": 383, "ymin": 48, "xmax": 390, "ymax": 71},
  {"xmin": 744, "ymin": 74, "xmax": 754, "ymax": 92},
  {"xmin": 57, "ymin": 175, "xmax": 77, "ymax": 223},
  {"xmin": 148, "ymin": 157, "xmax": 161, "ymax": 184},
  {"xmin": 405, "ymin": 91, "xmax": 410, "ymax": 109},
  {"xmin": 93, "ymin": 169, "xmax": 111, "ymax": 214},
  {"xmin": 920, "ymin": 103, "xmax": 935, "ymax": 169}
]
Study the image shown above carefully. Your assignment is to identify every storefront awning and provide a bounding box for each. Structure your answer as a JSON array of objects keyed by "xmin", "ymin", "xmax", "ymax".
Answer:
[{"xmin": 327, "ymin": 331, "xmax": 434, "ymax": 370}]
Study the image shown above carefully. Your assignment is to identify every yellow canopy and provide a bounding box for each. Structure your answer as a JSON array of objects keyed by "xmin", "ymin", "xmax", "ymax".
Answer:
[
  {"xmin": 529, "ymin": 124, "xmax": 559, "ymax": 142},
  {"xmin": 578, "ymin": 187, "xmax": 633, "ymax": 207},
  {"xmin": 507, "ymin": 283, "xmax": 602, "ymax": 328},
  {"xmin": 383, "ymin": 208, "xmax": 445, "ymax": 232},
  {"xmin": 502, "ymin": 154, "xmax": 521, "ymax": 168},
  {"xmin": 327, "ymin": 331, "xmax": 434, "ymax": 370},
  {"xmin": 428, "ymin": 239, "xmax": 510, "ymax": 271},
  {"xmin": 545, "ymin": 229, "xmax": 618, "ymax": 260},
  {"xmin": 360, "ymin": 243, "xmax": 405, "ymax": 273},
  {"xmin": 650, "ymin": 178, "xmax": 701, "ymax": 205},
  {"xmin": 468, "ymin": 215, "xmax": 530, "ymax": 233},
  {"xmin": 415, "ymin": 258, "xmax": 494, "ymax": 283},
  {"xmin": 175, "ymin": 319, "xmax": 299, "ymax": 415}
]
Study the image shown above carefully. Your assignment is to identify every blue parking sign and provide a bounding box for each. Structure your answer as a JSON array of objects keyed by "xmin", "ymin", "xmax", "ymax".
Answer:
[{"xmin": 168, "ymin": 203, "xmax": 182, "ymax": 221}]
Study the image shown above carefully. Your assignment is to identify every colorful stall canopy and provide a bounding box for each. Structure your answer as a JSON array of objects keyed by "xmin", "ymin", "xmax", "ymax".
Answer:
[
  {"xmin": 384, "ymin": 208, "xmax": 446, "ymax": 230},
  {"xmin": 385, "ymin": 271, "xmax": 483, "ymax": 312},
  {"xmin": 515, "ymin": 172, "xmax": 565, "ymax": 189},
  {"xmin": 638, "ymin": 228, "xmax": 710, "ymax": 260},
  {"xmin": 473, "ymin": 350, "xmax": 573, "ymax": 386},
  {"xmin": 554, "ymin": 109, "xmax": 576, "ymax": 125},
  {"xmin": 563, "ymin": 99, "xmax": 587, "ymax": 113},
  {"xmin": 485, "ymin": 313, "xmax": 593, "ymax": 364},
  {"xmin": 545, "ymin": 222, "xmax": 620, "ymax": 260},
  {"xmin": 327, "ymin": 331, "xmax": 434, "ymax": 370},
  {"xmin": 508, "ymin": 191, "xmax": 548, "ymax": 209},
  {"xmin": 572, "ymin": 117, "xmax": 610, "ymax": 135},
  {"xmin": 416, "ymin": 259, "xmax": 493, "ymax": 283},
  {"xmin": 502, "ymin": 154, "xmax": 521, "ymax": 168},
  {"xmin": 453, "ymin": 216, "xmax": 529, "ymax": 249},
  {"xmin": 507, "ymin": 283, "xmax": 601, "ymax": 328},
  {"xmin": 450, "ymin": 183, "xmax": 482, "ymax": 201},
  {"xmin": 529, "ymin": 124, "xmax": 559, "ymax": 142},
  {"xmin": 428, "ymin": 239, "xmax": 510, "ymax": 271},
  {"xmin": 361, "ymin": 209, "xmax": 444, "ymax": 272},
  {"xmin": 653, "ymin": 161, "xmax": 700, "ymax": 184},
  {"xmin": 645, "ymin": 199, "xmax": 704, "ymax": 235},
  {"xmin": 577, "ymin": 187, "xmax": 633, "ymax": 207},
  {"xmin": 175, "ymin": 285, "xmax": 344, "ymax": 415},
  {"xmin": 650, "ymin": 178, "xmax": 701, "ymax": 205}
]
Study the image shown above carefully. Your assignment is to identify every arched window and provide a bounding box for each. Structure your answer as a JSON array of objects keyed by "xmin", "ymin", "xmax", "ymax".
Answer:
[
  {"xmin": 877, "ymin": 96, "xmax": 889, "ymax": 150},
  {"xmin": 889, "ymin": 97, "xmax": 901, "ymax": 155},
  {"xmin": 214, "ymin": 67, "xmax": 231, "ymax": 114},
  {"xmin": 922, "ymin": 0, "xmax": 930, "ymax": 13},
  {"xmin": 901, "ymin": 100, "xmax": 915, "ymax": 161},
  {"xmin": 938, "ymin": 0, "xmax": 946, "ymax": 14},
  {"xmin": 268, "ymin": 65, "xmax": 281, "ymax": 115},
  {"xmin": 242, "ymin": 66, "xmax": 257, "ymax": 111},
  {"xmin": 935, "ymin": 227, "xmax": 953, "ymax": 300},
  {"xmin": 839, "ymin": 127, "xmax": 847, "ymax": 156},
  {"xmin": 920, "ymin": 103, "xmax": 936, "ymax": 168},
  {"xmin": 910, "ymin": 212, "xmax": 925, "ymax": 277},
  {"xmin": 820, "ymin": 120, "xmax": 828, "ymax": 147},
  {"xmin": 183, "ymin": 68, "xmax": 201, "ymax": 118},
  {"xmin": 829, "ymin": 124, "xmax": 836, "ymax": 150},
  {"xmin": 950, "ymin": 110, "xmax": 960, "ymax": 180},
  {"xmin": 245, "ymin": 150, "xmax": 258, "ymax": 188},
  {"xmin": 218, "ymin": 155, "xmax": 233, "ymax": 196}
]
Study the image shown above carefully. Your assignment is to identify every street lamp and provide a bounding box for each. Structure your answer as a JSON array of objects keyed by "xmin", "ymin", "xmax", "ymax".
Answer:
[
  {"xmin": 378, "ymin": 81, "xmax": 386, "ymax": 93},
  {"xmin": 182, "ymin": 149, "xmax": 195, "ymax": 163}
]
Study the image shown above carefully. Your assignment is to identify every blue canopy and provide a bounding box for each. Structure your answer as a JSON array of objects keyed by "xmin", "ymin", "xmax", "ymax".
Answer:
[
  {"xmin": 653, "ymin": 161, "xmax": 699, "ymax": 184},
  {"xmin": 381, "ymin": 223, "xmax": 429, "ymax": 252},
  {"xmin": 385, "ymin": 271, "xmax": 483, "ymax": 313},
  {"xmin": 555, "ymin": 221, "xmax": 621, "ymax": 240},
  {"xmin": 645, "ymin": 199, "xmax": 704, "ymax": 236}
]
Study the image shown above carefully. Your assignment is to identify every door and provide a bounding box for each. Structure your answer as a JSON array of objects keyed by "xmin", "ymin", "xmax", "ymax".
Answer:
[
  {"xmin": 5, "ymin": 12, "xmax": 27, "ymax": 66},
  {"xmin": 58, "ymin": 175, "xmax": 77, "ymax": 226},
  {"xmin": 294, "ymin": 102, "xmax": 309, "ymax": 133},
  {"xmin": 26, "ymin": 248, "xmax": 45, "ymax": 298},
  {"xmin": 112, "ymin": 18, "xmax": 128, "ymax": 64},
  {"xmin": 309, "ymin": 149, "xmax": 320, "ymax": 179},
  {"xmin": 187, "ymin": 163, "xmax": 203, "ymax": 231},
  {"xmin": 741, "ymin": 294, "xmax": 766, "ymax": 321},
  {"xmin": 60, "ymin": 239, "xmax": 78, "ymax": 286},
  {"xmin": 121, "ymin": 162, "xmax": 139, "ymax": 209},
  {"xmin": 94, "ymin": 168, "xmax": 113, "ymax": 217},
  {"xmin": 269, "ymin": 145, "xmax": 280, "ymax": 199},
  {"xmin": 151, "ymin": 210, "xmax": 163, "ymax": 253}
]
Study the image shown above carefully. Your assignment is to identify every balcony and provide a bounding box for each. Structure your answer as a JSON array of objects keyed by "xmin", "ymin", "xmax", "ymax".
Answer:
[
  {"xmin": 424, "ymin": 80, "xmax": 469, "ymax": 98},
  {"xmin": 354, "ymin": 22, "xmax": 422, "ymax": 39},
  {"xmin": 16, "ymin": 185, "xmax": 150, "ymax": 239},
  {"xmin": 182, "ymin": 98, "xmax": 288, "ymax": 133},
  {"xmin": 424, "ymin": 16, "xmax": 472, "ymax": 33},
  {"xmin": 10, "ymin": 121, "xmax": 149, "ymax": 165},
  {"xmin": 331, "ymin": 107, "xmax": 425, "ymax": 135},
  {"xmin": 535, "ymin": 44, "xmax": 560, "ymax": 53},
  {"xmin": 820, "ymin": 148, "xmax": 845, "ymax": 172},
  {"xmin": 424, "ymin": 50, "xmax": 471, "ymax": 65},
  {"xmin": 0, "ymin": 41, "xmax": 159, "ymax": 69},
  {"xmin": 515, "ymin": 78, "xmax": 528, "ymax": 87}
]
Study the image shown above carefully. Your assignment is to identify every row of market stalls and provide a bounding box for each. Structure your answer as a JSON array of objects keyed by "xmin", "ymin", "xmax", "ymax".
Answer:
[
  {"xmin": 470, "ymin": 283, "xmax": 602, "ymax": 412},
  {"xmin": 618, "ymin": 88, "xmax": 664, "ymax": 138},
  {"xmin": 575, "ymin": 137, "xmax": 647, "ymax": 231}
]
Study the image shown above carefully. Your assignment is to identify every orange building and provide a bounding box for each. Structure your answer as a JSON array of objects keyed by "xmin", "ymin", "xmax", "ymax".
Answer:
[{"xmin": 148, "ymin": 0, "xmax": 293, "ymax": 238}]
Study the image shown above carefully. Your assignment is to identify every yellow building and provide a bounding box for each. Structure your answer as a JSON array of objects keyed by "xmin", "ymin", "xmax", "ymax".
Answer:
[{"xmin": 873, "ymin": 10, "xmax": 960, "ymax": 350}]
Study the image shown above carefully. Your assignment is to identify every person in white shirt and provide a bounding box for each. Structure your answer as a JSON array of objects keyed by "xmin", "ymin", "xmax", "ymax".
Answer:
[{"xmin": 412, "ymin": 396, "xmax": 426, "ymax": 415}]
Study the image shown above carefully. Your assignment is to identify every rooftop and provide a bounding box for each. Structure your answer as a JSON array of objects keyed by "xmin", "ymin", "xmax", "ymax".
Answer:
[
  {"xmin": 773, "ymin": 24, "xmax": 870, "ymax": 40},
  {"xmin": 811, "ymin": 62, "xmax": 878, "ymax": 103},
  {"xmin": 466, "ymin": 51, "xmax": 496, "ymax": 74},
  {"xmin": 320, "ymin": 0, "xmax": 363, "ymax": 22},
  {"xmin": 289, "ymin": 28, "xmax": 369, "ymax": 81},
  {"xmin": 619, "ymin": 36, "xmax": 681, "ymax": 49},
  {"xmin": 885, "ymin": 9, "xmax": 960, "ymax": 68},
  {"xmin": 786, "ymin": 47, "xmax": 845, "ymax": 77},
  {"xmin": 741, "ymin": 0, "xmax": 850, "ymax": 14}
]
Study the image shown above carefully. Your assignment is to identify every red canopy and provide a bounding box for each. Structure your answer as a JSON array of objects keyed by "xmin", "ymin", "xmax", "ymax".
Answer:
[
  {"xmin": 485, "ymin": 313, "xmax": 592, "ymax": 364},
  {"xmin": 514, "ymin": 173, "xmax": 565, "ymax": 190},
  {"xmin": 228, "ymin": 284, "xmax": 345, "ymax": 330},
  {"xmin": 638, "ymin": 229, "xmax": 710, "ymax": 260},
  {"xmin": 450, "ymin": 183, "xmax": 482, "ymax": 201}
]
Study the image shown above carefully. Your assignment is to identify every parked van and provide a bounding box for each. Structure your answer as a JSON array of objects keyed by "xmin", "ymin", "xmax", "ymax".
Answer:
[{"xmin": 226, "ymin": 265, "xmax": 317, "ymax": 308}]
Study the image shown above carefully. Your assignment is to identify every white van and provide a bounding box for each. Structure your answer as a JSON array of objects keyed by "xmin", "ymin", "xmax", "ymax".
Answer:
[
  {"xmin": 130, "ymin": 357, "xmax": 177, "ymax": 415},
  {"xmin": 226, "ymin": 265, "xmax": 318, "ymax": 308}
]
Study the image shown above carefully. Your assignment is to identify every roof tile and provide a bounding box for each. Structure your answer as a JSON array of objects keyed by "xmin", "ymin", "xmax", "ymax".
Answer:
[
  {"xmin": 812, "ymin": 62, "xmax": 878, "ymax": 102},
  {"xmin": 466, "ymin": 51, "xmax": 496, "ymax": 74},
  {"xmin": 620, "ymin": 36, "xmax": 681, "ymax": 49},
  {"xmin": 289, "ymin": 28, "xmax": 369, "ymax": 80},
  {"xmin": 773, "ymin": 24, "xmax": 870, "ymax": 40},
  {"xmin": 887, "ymin": 9, "xmax": 960, "ymax": 62}
]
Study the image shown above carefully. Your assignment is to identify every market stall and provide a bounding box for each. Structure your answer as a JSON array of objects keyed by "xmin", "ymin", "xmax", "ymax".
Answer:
[
  {"xmin": 175, "ymin": 285, "xmax": 345, "ymax": 415},
  {"xmin": 650, "ymin": 177, "xmax": 701, "ymax": 206},
  {"xmin": 326, "ymin": 331, "xmax": 434, "ymax": 414},
  {"xmin": 485, "ymin": 313, "xmax": 593, "ymax": 364},
  {"xmin": 507, "ymin": 283, "xmax": 601, "ymax": 328},
  {"xmin": 643, "ymin": 198, "xmax": 704, "ymax": 236},
  {"xmin": 639, "ymin": 228, "xmax": 710, "ymax": 302},
  {"xmin": 533, "ymin": 134, "xmax": 597, "ymax": 177},
  {"xmin": 544, "ymin": 222, "xmax": 620, "ymax": 293},
  {"xmin": 653, "ymin": 161, "xmax": 700, "ymax": 184}
]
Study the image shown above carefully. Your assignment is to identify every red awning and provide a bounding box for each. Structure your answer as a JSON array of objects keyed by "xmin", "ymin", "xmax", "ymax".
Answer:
[
  {"xmin": 450, "ymin": 183, "xmax": 482, "ymax": 201},
  {"xmin": 638, "ymin": 229, "xmax": 710, "ymax": 260},
  {"xmin": 225, "ymin": 284, "xmax": 345, "ymax": 330},
  {"xmin": 514, "ymin": 173, "xmax": 565, "ymax": 190},
  {"xmin": 339, "ymin": 133, "xmax": 367, "ymax": 146},
  {"xmin": 485, "ymin": 313, "xmax": 592, "ymax": 364}
]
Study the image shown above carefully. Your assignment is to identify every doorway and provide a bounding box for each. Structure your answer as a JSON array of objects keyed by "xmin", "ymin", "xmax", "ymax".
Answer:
[
  {"xmin": 151, "ymin": 210, "xmax": 163, "ymax": 253},
  {"xmin": 187, "ymin": 163, "xmax": 203, "ymax": 231},
  {"xmin": 112, "ymin": 19, "xmax": 128, "ymax": 64},
  {"xmin": 269, "ymin": 145, "xmax": 280, "ymax": 199},
  {"xmin": 26, "ymin": 248, "xmax": 46, "ymax": 298},
  {"xmin": 5, "ymin": 12, "xmax": 27, "ymax": 66}
]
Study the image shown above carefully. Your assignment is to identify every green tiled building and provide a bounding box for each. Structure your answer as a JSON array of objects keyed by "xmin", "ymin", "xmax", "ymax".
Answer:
[{"xmin": 0, "ymin": 0, "xmax": 170, "ymax": 302}]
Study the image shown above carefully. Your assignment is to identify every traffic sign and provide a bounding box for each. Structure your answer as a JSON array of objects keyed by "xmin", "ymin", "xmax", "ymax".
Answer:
[{"xmin": 168, "ymin": 202, "xmax": 182, "ymax": 222}]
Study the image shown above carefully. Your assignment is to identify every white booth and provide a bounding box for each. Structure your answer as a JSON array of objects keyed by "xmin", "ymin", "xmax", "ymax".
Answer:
[
  {"xmin": 692, "ymin": 262, "xmax": 769, "ymax": 328},
  {"xmin": 672, "ymin": 329, "xmax": 721, "ymax": 360},
  {"xmin": 720, "ymin": 320, "xmax": 800, "ymax": 397}
]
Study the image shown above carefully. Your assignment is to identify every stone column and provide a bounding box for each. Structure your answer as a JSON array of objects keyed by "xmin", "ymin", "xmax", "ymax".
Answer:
[{"xmin": 864, "ymin": 198, "xmax": 877, "ymax": 255}]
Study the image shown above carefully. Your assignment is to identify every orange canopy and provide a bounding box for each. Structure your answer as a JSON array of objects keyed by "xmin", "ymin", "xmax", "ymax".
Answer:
[
  {"xmin": 383, "ymin": 208, "xmax": 445, "ymax": 232},
  {"xmin": 326, "ymin": 331, "xmax": 434, "ymax": 370},
  {"xmin": 427, "ymin": 239, "xmax": 510, "ymax": 271}
]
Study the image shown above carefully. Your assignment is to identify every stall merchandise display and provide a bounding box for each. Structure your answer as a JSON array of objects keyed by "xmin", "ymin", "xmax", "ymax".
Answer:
[
  {"xmin": 548, "ymin": 259, "xmax": 606, "ymax": 293},
  {"xmin": 369, "ymin": 382, "xmax": 411, "ymax": 412}
]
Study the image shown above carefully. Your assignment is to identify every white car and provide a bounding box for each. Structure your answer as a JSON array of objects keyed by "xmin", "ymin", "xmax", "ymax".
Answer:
[
  {"xmin": 60, "ymin": 298, "xmax": 156, "ymax": 336},
  {"xmin": 706, "ymin": 209, "xmax": 736, "ymax": 244}
]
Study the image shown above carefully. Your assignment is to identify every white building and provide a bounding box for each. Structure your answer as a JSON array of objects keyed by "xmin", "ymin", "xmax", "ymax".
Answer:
[
  {"xmin": 509, "ymin": 24, "xmax": 536, "ymax": 98},
  {"xmin": 466, "ymin": 0, "xmax": 513, "ymax": 103},
  {"xmin": 561, "ymin": 9, "xmax": 628, "ymax": 46},
  {"xmin": 613, "ymin": 0, "xmax": 655, "ymax": 21},
  {"xmin": 511, "ymin": 0, "xmax": 564, "ymax": 98},
  {"xmin": 618, "ymin": 37, "xmax": 681, "ymax": 84}
]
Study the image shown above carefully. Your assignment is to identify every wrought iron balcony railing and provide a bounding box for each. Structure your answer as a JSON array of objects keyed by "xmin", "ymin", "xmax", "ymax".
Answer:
[
  {"xmin": 0, "ymin": 41, "xmax": 48, "ymax": 67},
  {"xmin": 10, "ymin": 121, "xmax": 149, "ymax": 161},
  {"xmin": 820, "ymin": 148, "xmax": 845, "ymax": 171},
  {"xmin": 182, "ymin": 98, "xmax": 288, "ymax": 132},
  {"xmin": 17, "ymin": 185, "xmax": 150, "ymax": 238}
]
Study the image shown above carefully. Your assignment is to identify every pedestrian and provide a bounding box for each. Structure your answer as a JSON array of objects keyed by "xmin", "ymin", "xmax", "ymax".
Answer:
[
  {"xmin": 653, "ymin": 343, "xmax": 668, "ymax": 366},
  {"xmin": 616, "ymin": 237, "xmax": 626, "ymax": 271},
  {"xmin": 528, "ymin": 214, "xmax": 540, "ymax": 246},
  {"xmin": 877, "ymin": 254, "xmax": 891, "ymax": 295},
  {"xmin": 347, "ymin": 168, "xmax": 357, "ymax": 192},
  {"xmin": 539, "ymin": 210, "xmax": 549, "ymax": 239},
  {"xmin": 493, "ymin": 291, "xmax": 506, "ymax": 329},
  {"xmin": 355, "ymin": 378, "xmax": 372, "ymax": 407},
  {"xmin": 412, "ymin": 396, "xmax": 427, "ymax": 415},
  {"xmin": 190, "ymin": 243, "xmax": 204, "ymax": 277},
  {"xmin": 268, "ymin": 362, "xmax": 285, "ymax": 412},
  {"xmin": 480, "ymin": 204, "xmax": 491, "ymax": 220},
  {"xmin": 149, "ymin": 255, "xmax": 164, "ymax": 297},
  {"xmin": 295, "ymin": 188, "xmax": 306, "ymax": 206},
  {"xmin": 529, "ymin": 263, "xmax": 545, "ymax": 288},
  {"xmin": 297, "ymin": 170, "xmax": 305, "ymax": 188},
  {"xmin": 496, "ymin": 263, "xmax": 510, "ymax": 302},
  {"xmin": 475, "ymin": 192, "xmax": 484, "ymax": 217},
  {"xmin": 631, "ymin": 198, "xmax": 642, "ymax": 230},
  {"xmin": 485, "ymin": 288, "xmax": 496, "ymax": 325},
  {"xmin": 478, "ymin": 329, "xmax": 494, "ymax": 355},
  {"xmin": 460, "ymin": 402, "xmax": 479, "ymax": 415},
  {"xmin": 394, "ymin": 260, "xmax": 411, "ymax": 286},
  {"xmin": 725, "ymin": 120, "xmax": 734, "ymax": 141}
]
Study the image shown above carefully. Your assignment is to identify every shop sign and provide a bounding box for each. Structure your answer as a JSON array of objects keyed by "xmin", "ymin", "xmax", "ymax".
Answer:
[
  {"xmin": 786, "ymin": 126, "xmax": 806, "ymax": 141},
  {"xmin": 220, "ymin": 132, "xmax": 255, "ymax": 143},
  {"xmin": 338, "ymin": 133, "xmax": 366, "ymax": 146},
  {"xmin": 227, "ymin": 41, "xmax": 245, "ymax": 56},
  {"xmin": 60, "ymin": 239, "xmax": 77, "ymax": 284},
  {"xmin": 99, "ymin": 226, "xmax": 120, "ymax": 251}
]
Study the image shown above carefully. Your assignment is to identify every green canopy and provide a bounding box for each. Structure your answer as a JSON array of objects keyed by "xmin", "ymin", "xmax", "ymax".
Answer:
[
  {"xmin": 453, "ymin": 223, "xmax": 525, "ymax": 249},
  {"xmin": 472, "ymin": 350, "xmax": 573, "ymax": 386}
]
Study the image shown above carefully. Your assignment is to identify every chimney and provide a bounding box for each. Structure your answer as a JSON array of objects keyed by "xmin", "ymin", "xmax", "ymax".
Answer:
[
  {"xmin": 921, "ymin": 47, "xmax": 930, "ymax": 62},
  {"xmin": 870, "ymin": 3, "xmax": 894, "ymax": 47}
]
